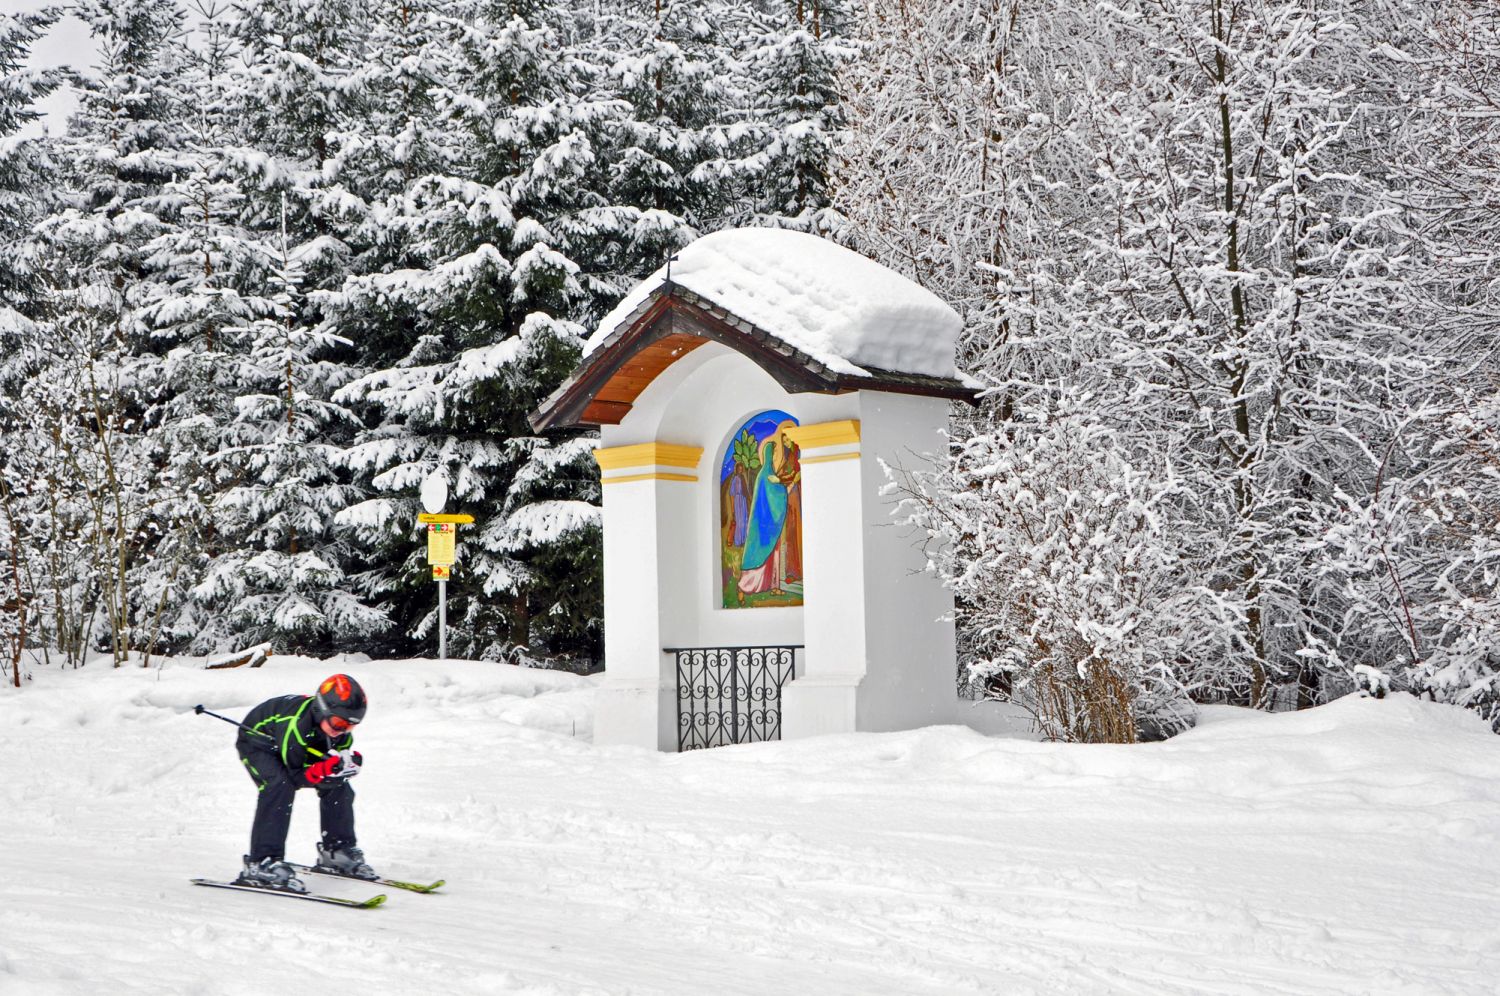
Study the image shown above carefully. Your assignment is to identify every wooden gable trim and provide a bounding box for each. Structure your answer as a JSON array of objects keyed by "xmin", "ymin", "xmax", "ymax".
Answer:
[
  {"xmin": 529, "ymin": 283, "xmax": 978, "ymax": 432},
  {"xmin": 532, "ymin": 285, "xmax": 839, "ymax": 431}
]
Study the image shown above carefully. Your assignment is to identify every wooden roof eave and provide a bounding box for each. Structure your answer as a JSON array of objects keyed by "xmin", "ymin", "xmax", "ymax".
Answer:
[
  {"xmin": 832, "ymin": 367, "xmax": 981, "ymax": 404},
  {"xmin": 529, "ymin": 283, "xmax": 979, "ymax": 432},
  {"xmin": 530, "ymin": 284, "xmax": 842, "ymax": 431}
]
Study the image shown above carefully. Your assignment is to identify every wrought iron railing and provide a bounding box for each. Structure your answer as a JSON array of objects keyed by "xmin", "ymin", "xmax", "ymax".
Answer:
[{"xmin": 667, "ymin": 645, "xmax": 801, "ymax": 751}]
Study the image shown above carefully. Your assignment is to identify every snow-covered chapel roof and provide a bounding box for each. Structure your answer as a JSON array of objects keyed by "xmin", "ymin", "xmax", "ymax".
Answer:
[
  {"xmin": 588, "ymin": 228, "xmax": 966, "ymax": 379},
  {"xmin": 531, "ymin": 228, "xmax": 975, "ymax": 431}
]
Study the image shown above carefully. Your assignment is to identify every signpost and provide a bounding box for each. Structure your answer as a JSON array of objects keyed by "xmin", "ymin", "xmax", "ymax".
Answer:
[
  {"xmin": 419, "ymin": 472, "xmax": 472, "ymax": 662},
  {"xmin": 420, "ymin": 514, "xmax": 472, "ymax": 661}
]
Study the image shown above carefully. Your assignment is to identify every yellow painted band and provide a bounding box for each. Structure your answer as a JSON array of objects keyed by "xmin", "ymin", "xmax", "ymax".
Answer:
[
  {"xmin": 801, "ymin": 452, "xmax": 861, "ymax": 465},
  {"xmin": 601, "ymin": 472, "xmax": 699, "ymax": 485},
  {"xmin": 593, "ymin": 442, "xmax": 704, "ymax": 470},
  {"xmin": 783, "ymin": 420, "xmax": 860, "ymax": 449}
]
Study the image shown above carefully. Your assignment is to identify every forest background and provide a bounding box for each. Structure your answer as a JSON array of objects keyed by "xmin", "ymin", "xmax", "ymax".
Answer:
[{"xmin": 0, "ymin": 0, "xmax": 1496, "ymax": 743}]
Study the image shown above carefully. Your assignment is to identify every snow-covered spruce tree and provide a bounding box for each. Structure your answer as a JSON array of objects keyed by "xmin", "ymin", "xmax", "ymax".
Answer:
[
  {"xmin": 178, "ymin": 0, "xmax": 390, "ymax": 654},
  {"xmin": 603, "ymin": 0, "xmax": 737, "ymax": 266},
  {"xmin": 129, "ymin": 0, "xmax": 284, "ymax": 657},
  {"xmin": 330, "ymin": 0, "xmax": 603, "ymax": 663},
  {"xmin": 222, "ymin": 0, "xmax": 377, "ymax": 340},
  {"xmin": 841, "ymin": 0, "xmax": 1435, "ymax": 730},
  {"xmin": 289, "ymin": 0, "xmax": 467, "ymax": 658},
  {"xmin": 740, "ymin": 0, "xmax": 854, "ymax": 232},
  {"xmin": 194, "ymin": 215, "xmax": 387, "ymax": 652},
  {"xmin": 0, "ymin": 6, "xmax": 63, "ymax": 316},
  {"xmin": 0, "ymin": 7, "xmax": 65, "ymax": 672},
  {"xmin": 22, "ymin": 0, "xmax": 197, "ymax": 666}
]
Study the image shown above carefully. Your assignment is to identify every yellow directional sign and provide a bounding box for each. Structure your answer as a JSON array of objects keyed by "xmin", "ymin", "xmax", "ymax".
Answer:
[
  {"xmin": 418, "ymin": 513, "xmax": 475, "ymax": 524},
  {"xmin": 432, "ymin": 564, "xmax": 451, "ymax": 580}
]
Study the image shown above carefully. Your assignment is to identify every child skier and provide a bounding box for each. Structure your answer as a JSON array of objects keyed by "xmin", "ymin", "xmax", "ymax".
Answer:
[{"xmin": 233, "ymin": 673, "xmax": 376, "ymax": 892}]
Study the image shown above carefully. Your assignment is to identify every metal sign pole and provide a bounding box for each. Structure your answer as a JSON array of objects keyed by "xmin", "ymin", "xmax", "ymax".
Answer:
[{"xmin": 438, "ymin": 578, "xmax": 448, "ymax": 661}]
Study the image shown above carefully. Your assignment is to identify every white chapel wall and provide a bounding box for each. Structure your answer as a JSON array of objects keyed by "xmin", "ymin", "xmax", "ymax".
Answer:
[{"xmin": 850, "ymin": 392, "xmax": 958, "ymax": 732}]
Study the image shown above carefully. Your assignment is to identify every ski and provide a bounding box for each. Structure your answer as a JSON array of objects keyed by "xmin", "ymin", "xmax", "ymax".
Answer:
[
  {"xmin": 191, "ymin": 878, "xmax": 387, "ymax": 908},
  {"xmin": 288, "ymin": 862, "xmax": 444, "ymax": 894}
]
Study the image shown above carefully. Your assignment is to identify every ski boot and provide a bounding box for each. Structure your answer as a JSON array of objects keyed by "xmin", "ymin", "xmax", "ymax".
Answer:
[
  {"xmin": 315, "ymin": 844, "xmax": 378, "ymax": 881},
  {"xmin": 235, "ymin": 855, "xmax": 308, "ymax": 893}
]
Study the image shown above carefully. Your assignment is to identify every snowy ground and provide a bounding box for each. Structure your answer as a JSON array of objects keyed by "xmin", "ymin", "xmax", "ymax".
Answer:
[{"xmin": 2, "ymin": 656, "xmax": 1497, "ymax": 995}]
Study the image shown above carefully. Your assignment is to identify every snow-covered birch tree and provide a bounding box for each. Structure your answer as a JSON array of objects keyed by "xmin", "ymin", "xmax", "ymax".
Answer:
[
  {"xmin": 842, "ymin": 0, "xmax": 1444, "ymax": 735},
  {"xmin": 1366, "ymin": 1, "xmax": 1500, "ymax": 729}
]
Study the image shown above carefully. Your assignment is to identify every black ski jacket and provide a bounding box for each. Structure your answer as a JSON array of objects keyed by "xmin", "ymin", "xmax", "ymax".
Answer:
[{"xmin": 237, "ymin": 694, "xmax": 354, "ymax": 778}]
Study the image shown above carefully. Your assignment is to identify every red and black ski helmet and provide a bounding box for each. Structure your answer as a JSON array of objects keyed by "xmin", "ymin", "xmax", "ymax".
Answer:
[{"xmin": 313, "ymin": 673, "xmax": 367, "ymax": 724}]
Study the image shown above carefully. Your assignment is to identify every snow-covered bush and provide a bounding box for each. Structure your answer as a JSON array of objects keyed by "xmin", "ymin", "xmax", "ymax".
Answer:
[
  {"xmin": 889, "ymin": 390, "xmax": 1234, "ymax": 743},
  {"xmin": 1404, "ymin": 389, "xmax": 1500, "ymax": 731}
]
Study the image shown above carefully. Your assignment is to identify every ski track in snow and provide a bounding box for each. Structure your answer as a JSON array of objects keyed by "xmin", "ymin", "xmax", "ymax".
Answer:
[{"xmin": 2, "ymin": 657, "xmax": 1498, "ymax": 995}]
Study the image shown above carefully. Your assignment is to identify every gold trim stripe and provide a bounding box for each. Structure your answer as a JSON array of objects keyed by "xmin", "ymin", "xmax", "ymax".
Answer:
[
  {"xmin": 593, "ymin": 442, "xmax": 703, "ymax": 471},
  {"xmin": 802, "ymin": 452, "xmax": 861, "ymax": 465},
  {"xmin": 783, "ymin": 419, "xmax": 860, "ymax": 449},
  {"xmin": 601, "ymin": 472, "xmax": 698, "ymax": 485}
]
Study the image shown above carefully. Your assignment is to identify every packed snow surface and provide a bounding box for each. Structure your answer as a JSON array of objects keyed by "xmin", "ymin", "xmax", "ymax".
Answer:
[
  {"xmin": 585, "ymin": 228, "xmax": 966, "ymax": 380},
  {"xmin": 4, "ymin": 656, "xmax": 1499, "ymax": 995}
]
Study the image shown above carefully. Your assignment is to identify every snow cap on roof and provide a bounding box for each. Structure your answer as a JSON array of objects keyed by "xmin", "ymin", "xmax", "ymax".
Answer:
[{"xmin": 585, "ymin": 228, "xmax": 965, "ymax": 380}]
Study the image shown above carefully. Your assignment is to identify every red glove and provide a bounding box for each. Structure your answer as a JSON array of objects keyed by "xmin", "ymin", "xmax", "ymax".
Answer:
[{"xmin": 304, "ymin": 751, "xmax": 361, "ymax": 785}]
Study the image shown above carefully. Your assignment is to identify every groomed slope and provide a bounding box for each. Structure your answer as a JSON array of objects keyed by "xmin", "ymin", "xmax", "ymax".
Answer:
[{"xmin": 2, "ymin": 657, "xmax": 1496, "ymax": 995}]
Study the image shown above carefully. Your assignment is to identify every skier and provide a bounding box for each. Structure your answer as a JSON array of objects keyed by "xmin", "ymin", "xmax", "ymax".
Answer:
[{"xmin": 233, "ymin": 673, "xmax": 377, "ymax": 892}]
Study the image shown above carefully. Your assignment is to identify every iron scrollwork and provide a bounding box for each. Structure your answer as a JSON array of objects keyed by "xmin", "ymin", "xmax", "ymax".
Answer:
[{"xmin": 669, "ymin": 646, "xmax": 800, "ymax": 751}]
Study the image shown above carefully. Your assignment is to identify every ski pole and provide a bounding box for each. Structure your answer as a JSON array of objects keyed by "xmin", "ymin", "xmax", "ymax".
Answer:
[
  {"xmin": 193, "ymin": 704, "xmax": 328, "ymax": 756},
  {"xmin": 194, "ymin": 704, "xmax": 276, "ymax": 743}
]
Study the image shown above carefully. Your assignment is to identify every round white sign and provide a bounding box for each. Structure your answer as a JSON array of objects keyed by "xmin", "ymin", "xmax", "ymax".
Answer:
[{"xmin": 420, "ymin": 471, "xmax": 448, "ymax": 515}]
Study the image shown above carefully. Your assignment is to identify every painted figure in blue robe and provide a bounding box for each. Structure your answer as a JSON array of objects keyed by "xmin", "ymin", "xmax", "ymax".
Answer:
[{"xmin": 738, "ymin": 428, "xmax": 793, "ymax": 597}]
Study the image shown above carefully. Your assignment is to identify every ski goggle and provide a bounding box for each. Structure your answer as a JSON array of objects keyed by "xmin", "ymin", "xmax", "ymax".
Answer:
[{"xmin": 324, "ymin": 714, "xmax": 359, "ymax": 733}]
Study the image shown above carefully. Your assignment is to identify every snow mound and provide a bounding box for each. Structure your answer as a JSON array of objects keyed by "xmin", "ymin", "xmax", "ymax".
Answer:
[{"xmin": 586, "ymin": 227, "xmax": 965, "ymax": 380}]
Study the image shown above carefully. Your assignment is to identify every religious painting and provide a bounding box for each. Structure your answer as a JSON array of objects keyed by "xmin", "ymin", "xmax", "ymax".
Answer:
[{"xmin": 720, "ymin": 410, "xmax": 803, "ymax": 608}]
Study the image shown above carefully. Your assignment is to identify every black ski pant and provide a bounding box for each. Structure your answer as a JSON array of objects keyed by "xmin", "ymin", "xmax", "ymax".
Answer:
[{"xmin": 238, "ymin": 748, "xmax": 356, "ymax": 862}]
